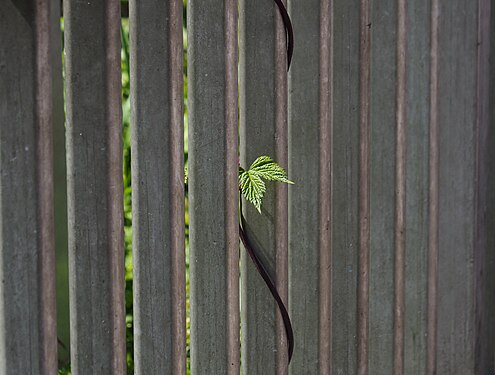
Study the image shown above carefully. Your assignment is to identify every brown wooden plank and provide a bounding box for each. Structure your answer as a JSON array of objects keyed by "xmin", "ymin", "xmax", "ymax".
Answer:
[
  {"xmin": 393, "ymin": 0, "xmax": 407, "ymax": 372},
  {"xmin": 287, "ymin": 0, "xmax": 331, "ymax": 373},
  {"xmin": 478, "ymin": 3, "xmax": 495, "ymax": 373},
  {"xmin": 329, "ymin": 0, "xmax": 361, "ymax": 373},
  {"xmin": 64, "ymin": 0, "xmax": 126, "ymax": 372},
  {"xmin": 129, "ymin": 0, "xmax": 186, "ymax": 373},
  {"xmin": 426, "ymin": 0, "xmax": 439, "ymax": 373},
  {"xmin": 435, "ymin": 0, "xmax": 480, "ymax": 373},
  {"xmin": 187, "ymin": 0, "xmax": 240, "ymax": 373},
  {"xmin": 403, "ymin": 1, "xmax": 431, "ymax": 374},
  {"xmin": 0, "ymin": 0, "xmax": 57, "ymax": 372},
  {"xmin": 357, "ymin": 0, "xmax": 371, "ymax": 373}
]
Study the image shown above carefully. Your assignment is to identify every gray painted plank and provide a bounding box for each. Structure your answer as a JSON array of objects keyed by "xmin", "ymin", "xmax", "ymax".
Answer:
[
  {"xmin": 404, "ymin": 0, "xmax": 431, "ymax": 373},
  {"xmin": 475, "ymin": 2, "xmax": 494, "ymax": 374},
  {"xmin": 368, "ymin": 0, "xmax": 397, "ymax": 374},
  {"xmin": 331, "ymin": 0, "xmax": 361, "ymax": 373},
  {"xmin": 240, "ymin": 0, "xmax": 289, "ymax": 373},
  {"xmin": 0, "ymin": 0, "xmax": 58, "ymax": 373},
  {"xmin": 188, "ymin": 0, "xmax": 240, "ymax": 373},
  {"xmin": 393, "ymin": 0, "xmax": 407, "ymax": 372},
  {"xmin": 64, "ymin": 0, "xmax": 126, "ymax": 373},
  {"xmin": 357, "ymin": 0, "xmax": 371, "ymax": 372},
  {"xmin": 480, "ymin": 3, "xmax": 495, "ymax": 373},
  {"xmin": 129, "ymin": 0, "xmax": 186, "ymax": 373},
  {"xmin": 435, "ymin": 1, "xmax": 478, "ymax": 373},
  {"xmin": 288, "ymin": 0, "xmax": 329, "ymax": 373},
  {"xmin": 426, "ymin": 0, "xmax": 440, "ymax": 373}
]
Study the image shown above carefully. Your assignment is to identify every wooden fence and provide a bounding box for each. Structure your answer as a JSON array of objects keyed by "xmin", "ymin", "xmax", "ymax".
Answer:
[{"xmin": 1, "ymin": 0, "xmax": 494, "ymax": 374}]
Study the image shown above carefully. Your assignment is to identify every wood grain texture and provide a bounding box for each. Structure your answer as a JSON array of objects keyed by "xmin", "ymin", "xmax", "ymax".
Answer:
[
  {"xmin": 357, "ymin": 0, "xmax": 371, "ymax": 374},
  {"xmin": 435, "ymin": 1, "xmax": 478, "ymax": 373},
  {"xmin": 331, "ymin": 0, "xmax": 361, "ymax": 374},
  {"xmin": 188, "ymin": 0, "xmax": 239, "ymax": 373},
  {"xmin": 404, "ymin": 0, "xmax": 431, "ymax": 374},
  {"xmin": 394, "ymin": 0, "xmax": 407, "ymax": 373},
  {"xmin": 0, "ymin": 1, "xmax": 57, "ymax": 373},
  {"xmin": 288, "ymin": 0, "xmax": 331, "ymax": 373},
  {"xmin": 64, "ymin": 0, "xmax": 126, "ymax": 372},
  {"xmin": 368, "ymin": 0, "xmax": 397, "ymax": 373},
  {"xmin": 474, "ymin": 1, "xmax": 493, "ymax": 372},
  {"xmin": 478, "ymin": 3, "xmax": 495, "ymax": 373},
  {"xmin": 427, "ymin": 0, "xmax": 439, "ymax": 373},
  {"xmin": 130, "ymin": 0, "xmax": 186, "ymax": 373}
]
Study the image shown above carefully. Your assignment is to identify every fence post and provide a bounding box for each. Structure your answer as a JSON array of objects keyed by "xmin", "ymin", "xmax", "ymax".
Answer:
[
  {"xmin": 0, "ymin": 1, "xmax": 58, "ymax": 373},
  {"xmin": 188, "ymin": 0, "xmax": 240, "ymax": 373},
  {"xmin": 64, "ymin": 0, "xmax": 126, "ymax": 373},
  {"xmin": 129, "ymin": 0, "xmax": 186, "ymax": 373},
  {"xmin": 240, "ymin": 0, "xmax": 289, "ymax": 373},
  {"xmin": 287, "ymin": 0, "xmax": 335, "ymax": 373}
]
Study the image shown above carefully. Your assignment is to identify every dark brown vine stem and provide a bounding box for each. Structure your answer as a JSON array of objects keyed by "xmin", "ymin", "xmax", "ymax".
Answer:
[
  {"xmin": 273, "ymin": 0, "xmax": 294, "ymax": 70},
  {"xmin": 239, "ymin": 215, "xmax": 294, "ymax": 363}
]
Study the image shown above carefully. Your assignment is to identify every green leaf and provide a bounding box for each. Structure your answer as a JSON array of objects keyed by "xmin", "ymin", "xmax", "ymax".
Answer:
[
  {"xmin": 239, "ymin": 168, "xmax": 266, "ymax": 213},
  {"xmin": 248, "ymin": 156, "xmax": 294, "ymax": 184},
  {"xmin": 239, "ymin": 156, "xmax": 294, "ymax": 213}
]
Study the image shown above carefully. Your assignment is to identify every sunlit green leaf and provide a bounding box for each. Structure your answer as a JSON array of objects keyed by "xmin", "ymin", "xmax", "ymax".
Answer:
[{"xmin": 239, "ymin": 156, "xmax": 293, "ymax": 213}]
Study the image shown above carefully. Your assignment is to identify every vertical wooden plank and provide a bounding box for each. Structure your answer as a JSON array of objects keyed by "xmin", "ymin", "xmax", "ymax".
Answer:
[
  {"xmin": 240, "ymin": 0, "xmax": 288, "ymax": 373},
  {"xmin": 426, "ymin": 0, "xmax": 439, "ymax": 373},
  {"xmin": 367, "ymin": 0, "xmax": 397, "ymax": 372},
  {"xmin": 357, "ymin": 0, "xmax": 371, "ymax": 373},
  {"xmin": 64, "ymin": 0, "xmax": 126, "ymax": 373},
  {"xmin": 288, "ymin": 0, "xmax": 331, "ymax": 373},
  {"xmin": 318, "ymin": 1, "xmax": 332, "ymax": 371},
  {"xmin": 404, "ymin": 0, "xmax": 430, "ymax": 374},
  {"xmin": 435, "ymin": 1, "xmax": 478, "ymax": 373},
  {"xmin": 129, "ymin": 0, "xmax": 186, "ymax": 373},
  {"xmin": 479, "ymin": 3, "xmax": 495, "ymax": 373},
  {"xmin": 475, "ymin": 2, "xmax": 494, "ymax": 374},
  {"xmin": 0, "ymin": 0, "xmax": 58, "ymax": 373},
  {"xmin": 393, "ymin": 0, "xmax": 407, "ymax": 373},
  {"xmin": 188, "ymin": 0, "xmax": 239, "ymax": 373},
  {"xmin": 331, "ymin": 1, "xmax": 361, "ymax": 373}
]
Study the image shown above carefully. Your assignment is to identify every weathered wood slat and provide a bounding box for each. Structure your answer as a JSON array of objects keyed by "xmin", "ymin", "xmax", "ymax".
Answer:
[
  {"xmin": 426, "ymin": 1, "xmax": 440, "ymax": 374},
  {"xmin": 0, "ymin": 1, "xmax": 58, "ymax": 373},
  {"xmin": 367, "ymin": 0, "xmax": 398, "ymax": 372},
  {"xmin": 435, "ymin": 0, "xmax": 481, "ymax": 373},
  {"xmin": 287, "ymin": 0, "xmax": 331, "ymax": 373},
  {"xmin": 476, "ymin": 2, "xmax": 495, "ymax": 373},
  {"xmin": 64, "ymin": 0, "xmax": 126, "ymax": 373},
  {"xmin": 240, "ymin": 0, "xmax": 289, "ymax": 373},
  {"xmin": 393, "ymin": 1, "xmax": 407, "ymax": 373},
  {"xmin": 357, "ymin": 0, "xmax": 371, "ymax": 374},
  {"xmin": 404, "ymin": 0, "xmax": 431, "ymax": 374},
  {"xmin": 129, "ymin": 0, "xmax": 185, "ymax": 373},
  {"xmin": 330, "ymin": 0, "xmax": 361, "ymax": 373},
  {"xmin": 188, "ymin": 0, "xmax": 240, "ymax": 373}
]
